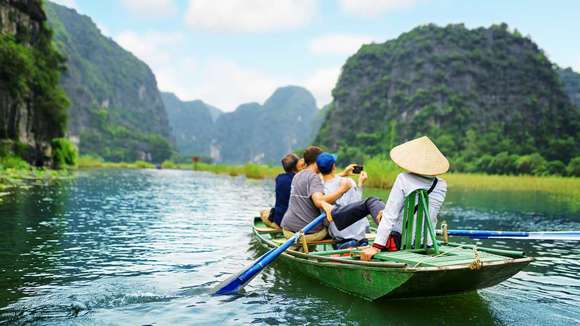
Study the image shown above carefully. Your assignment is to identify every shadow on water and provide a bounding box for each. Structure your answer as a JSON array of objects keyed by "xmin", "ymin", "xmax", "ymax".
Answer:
[{"xmin": 246, "ymin": 240, "xmax": 496, "ymax": 326}]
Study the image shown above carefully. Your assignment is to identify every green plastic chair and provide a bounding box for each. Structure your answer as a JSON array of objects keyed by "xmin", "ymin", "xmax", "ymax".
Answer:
[{"xmin": 401, "ymin": 189, "xmax": 439, "ymax": 254}]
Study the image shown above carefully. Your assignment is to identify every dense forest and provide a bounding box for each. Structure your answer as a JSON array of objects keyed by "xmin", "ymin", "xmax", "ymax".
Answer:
[
  {"xmin": 0, "ymin": 0, "xmax": 70, "ymax": 167},
  {"xmin": 164, "ymin": 86, "xmax": 325, "ymax": 164},
  {"xmin": 316, "ymin": 23, "xmax": 580, "ymax": 176},
  {"xmin": 45, "ymin": 1, "xmax": 172, "ymax": 163}
]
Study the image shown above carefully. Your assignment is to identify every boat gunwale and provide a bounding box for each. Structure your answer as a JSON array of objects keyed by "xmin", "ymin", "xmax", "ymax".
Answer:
[{"xmin": 253, "ymin": 225, "xmax": 534, "ymax": 273}]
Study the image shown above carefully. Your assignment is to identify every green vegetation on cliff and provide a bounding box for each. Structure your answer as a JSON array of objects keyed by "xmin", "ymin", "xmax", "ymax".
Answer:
[
  {"xmin": 0, "ymin": 0, "xmax": 69, "ymax": 166},
  {"xmin": 0, "ymin": 32, "xmax": 68, "ymax": 132},
  {"xmin": 45, "ymin": 1, "xmax": 172, "ymax": 163},
  {"xmin": 316, "ymin": 23, "xmax": 579, "ymax": 176}
]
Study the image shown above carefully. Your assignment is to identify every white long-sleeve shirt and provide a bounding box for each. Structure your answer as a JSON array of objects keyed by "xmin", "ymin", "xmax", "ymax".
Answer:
[{"xmin": 373, "ymin": 172, "xmax": 447, "ymax": 249}]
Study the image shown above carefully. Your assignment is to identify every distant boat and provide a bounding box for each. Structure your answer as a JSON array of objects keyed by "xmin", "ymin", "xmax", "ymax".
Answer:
[{"xmin": 252, "ymin": 217, "xmax": 533, "ymax": 301}]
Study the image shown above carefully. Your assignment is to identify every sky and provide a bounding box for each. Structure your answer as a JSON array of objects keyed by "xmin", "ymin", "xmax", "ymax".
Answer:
[{"xmin": 51, "ymin": 0, "xmax": 580, "ymax": 112}]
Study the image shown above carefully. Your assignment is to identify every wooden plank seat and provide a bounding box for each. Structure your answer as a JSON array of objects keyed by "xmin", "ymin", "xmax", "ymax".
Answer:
[
  {"xmin": 255, "ymin": 227, "xmax": 283, "ymax": 233},
  {"xmin": 270, "ymin": 232, "xmax": 377, "ymax": 246},
  {"xmin": 271, "ymin": 237, "xmax": 336, "ymax": 246}
]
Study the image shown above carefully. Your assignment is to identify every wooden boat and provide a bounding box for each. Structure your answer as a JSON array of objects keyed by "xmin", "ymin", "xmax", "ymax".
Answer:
[{"xmin": 252, "ymin": 217, "xmax": 533, "ymax": 301}]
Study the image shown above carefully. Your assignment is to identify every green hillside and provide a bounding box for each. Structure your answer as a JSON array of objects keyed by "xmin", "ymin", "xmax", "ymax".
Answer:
[
  {"xmin": 45, "ymin": 1, "xmax": 172, "ymax": 163},
  {"xmin": 316, "ymin": 23, "xmax": 579, "ymax": 175},
  {"xmin": 161, "ymin": 92, "xmax": 220, "ymax": 158},
  {"xmin": 0, "ymin": 0, "xmax": 69, "ymax": 166}
]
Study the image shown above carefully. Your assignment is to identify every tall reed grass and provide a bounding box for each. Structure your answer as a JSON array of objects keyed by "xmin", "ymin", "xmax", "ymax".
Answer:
[
  {"xmin": 193, "ymin": 162, "xmax": 281, "ymax": 179},
  {"xmin": 78, "ymin": 156, "xmax": 155, "ymax": 169},
  {"xmin": 363, "ymin": 156, "xmax": 580, "ymax": 200},
  {"xmin": 77, "ymin": 156, "xmax": 580, "ymax": 200},
  {"xmin": 362, "ymin": 155, "xmax": 401, "ymax": 189}
]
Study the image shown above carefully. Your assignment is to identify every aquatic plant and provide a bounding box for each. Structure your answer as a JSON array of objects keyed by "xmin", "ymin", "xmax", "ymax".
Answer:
[{"xmin": 51, "ymin": 138, "xmax": 79, "ymax": 169}]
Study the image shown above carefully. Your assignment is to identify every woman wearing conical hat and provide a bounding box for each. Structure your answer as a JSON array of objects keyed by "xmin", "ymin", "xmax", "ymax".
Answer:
[{"xmin": 360, "ymin": 136, "xmax": 449, "ymax": 261}]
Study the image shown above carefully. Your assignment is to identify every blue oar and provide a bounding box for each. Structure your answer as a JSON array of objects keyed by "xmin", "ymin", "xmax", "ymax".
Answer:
[
  {"xmin": 438, "ymin": 229, "xmax": 580, "ymax": 241},
  {"xmin": 213, "ymin": 213, "xmax": 327, "ymax": 295}
]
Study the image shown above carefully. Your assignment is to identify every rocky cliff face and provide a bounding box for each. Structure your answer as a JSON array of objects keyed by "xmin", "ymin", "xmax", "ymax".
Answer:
[
  {"xmin": 45, "ymin": 2, "xmax": 172, "ymax": 163},
  {"xmin": 163, "ymin": 86, "xmax": 321, "ymax": 164},
  {"xmin": 558, "ymin": 67, "xmax": 580, "ymax": 108},
  {"xmin": 0, "ymin": 0, "xmax": 68, "ymax": 165},
  {"xmin": 162, "ymin": 92, "xmax": 220, "ymax": 157},
  {"xmin": 316, "ymin": 24, "xmax": 579, "ymax": 166}
]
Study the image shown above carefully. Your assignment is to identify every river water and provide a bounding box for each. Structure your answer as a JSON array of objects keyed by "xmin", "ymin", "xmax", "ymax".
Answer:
[{"xmin": 0, "ymin": 169, "xmax": 578, "ymax": 325}]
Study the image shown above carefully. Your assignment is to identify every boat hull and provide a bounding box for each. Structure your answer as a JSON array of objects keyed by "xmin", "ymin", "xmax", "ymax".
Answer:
[{"xmin": 252, "ymin": 221, "xmax": 533, "ymax": 301}]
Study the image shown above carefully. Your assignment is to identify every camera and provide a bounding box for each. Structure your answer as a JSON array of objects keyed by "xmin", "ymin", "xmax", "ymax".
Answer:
[{"xmin": 353, "ymin": 165, "xmax": 363, "ymax": 174}]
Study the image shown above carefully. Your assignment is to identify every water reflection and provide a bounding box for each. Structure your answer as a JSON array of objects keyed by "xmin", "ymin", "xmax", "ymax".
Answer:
[
  {"xmin": 245, "ymin": 239, "xmax": 497, "ymax": 325},
  {"xmin": 0, "ymin": 180, "xmax": 70, "ymax": 308},
  {"xmin": 0, "ymin": 169, "xmax": 578, "ymax": 325}
]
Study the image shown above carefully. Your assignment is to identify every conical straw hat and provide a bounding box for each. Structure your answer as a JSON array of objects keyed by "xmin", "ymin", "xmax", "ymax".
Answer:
[{"xmin": 389, "ymin": 136, "xmax": 449, "ymax": 176}]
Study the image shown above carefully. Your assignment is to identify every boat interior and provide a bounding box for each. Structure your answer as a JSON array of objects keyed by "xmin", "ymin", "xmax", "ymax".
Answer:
[{"xmin": 254, "ymin": 217, "xmax": 526, "ymax": 268}]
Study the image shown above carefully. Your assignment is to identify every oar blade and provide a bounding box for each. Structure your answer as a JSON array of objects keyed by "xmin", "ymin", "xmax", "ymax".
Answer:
[
  {"xmin": 213, "ymin": 213, "xmax": 327, "ymax": 296},
  {"xmin": 213, "ymin": 274, "xmax": 243, "ymax": 295},
  {"xmin": 212, "ymin": 248, "xmax": 274, "ymax": 295}
]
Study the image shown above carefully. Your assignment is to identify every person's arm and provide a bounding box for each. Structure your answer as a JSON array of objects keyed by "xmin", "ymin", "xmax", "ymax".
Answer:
[
  {"xmin": 311, "ymin": 192, "xmax": 334, "ymax": 222},
  {"xmin": 338, "ymin": 164, "xmax": 357, "ymax": 177},
  {"xmin": 321, "ymin": 178, "xmax": 351, "ymax": 204},
  {"xmin": 357, "ymin": 171, "xmax": 368, "ymax": 189},
  {"xmin": 361, "ymin": 174, "xmax": 405, "ymax": 261},
  {"xmin": 308, "ymin": 172, "xmax": 336, "ymax": 222}
]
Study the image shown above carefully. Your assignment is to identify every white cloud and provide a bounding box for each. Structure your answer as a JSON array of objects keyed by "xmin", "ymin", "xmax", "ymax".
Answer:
[
  {"xmin": 339, "ymin": 0, "xmax": 419, "ymax": 17},
  {"xmin": 302, "ymin": 67, "xmax": 341, "ymax": 107},
  {"xmin": 309, "ymin": 34, "xmax": 375, "ymax": 55},
  {"xmin": 184, "ymin": 0, "xmax": 317, "ymax": 33},
  {"xmin": 121, "ymin": 0, "xmax": 177, "ymax": 18},
  {"xmin": 191, "ymin": 59, "xmax": 281, "ymax": 110},
  {"xmin": 51, "ymin": 0, "xmax": 78, "ymax": 9},
  {"xmin": 116, "ymin": 31, "xmax": 185, "ymax": 66},
  {"xmin": 115, "ymin": 30, "xmax": 283, "ymax": 111},
  {"xmin": 575, "ymin": 57, "xmax": 580, "ymax": 72},
  {"xmin": 115, "ymin": 30, "xmax": 196, "ymax": 102},
  {"xmin": 114, "ymin": 28, "xmax": 342, "ymax": 111}
]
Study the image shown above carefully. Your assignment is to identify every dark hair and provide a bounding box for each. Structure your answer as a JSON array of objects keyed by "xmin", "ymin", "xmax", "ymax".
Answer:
[
  {"xmin": 319, "ymin": 165, "xmax": 334, "ymax": 175},
  {"xmin": 281, "ymin": 153, "xmax": 299, "ymax": 173},
  {"xmin": 303, "ymin": 146, "xmax": 322, "ymax": 165}
]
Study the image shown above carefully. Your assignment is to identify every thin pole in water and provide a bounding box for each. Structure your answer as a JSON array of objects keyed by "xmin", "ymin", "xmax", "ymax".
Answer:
[{"xmin": 438, "ymin": 229, "xmax": 580, "ymax": 241}]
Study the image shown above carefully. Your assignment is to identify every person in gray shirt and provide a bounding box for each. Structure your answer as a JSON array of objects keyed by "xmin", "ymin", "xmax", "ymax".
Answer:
[
  {"xmin": 281, "ymin": 147, "xmax": 384, "ymax": 239},
  {"xmin": 281, "ymin": 146, "xmax": 348, "ymax": 237}
]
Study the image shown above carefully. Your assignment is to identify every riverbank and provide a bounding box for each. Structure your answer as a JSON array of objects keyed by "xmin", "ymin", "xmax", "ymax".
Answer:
[
  {"xmin": 78, "ymin": 156, "xmax": 156, "ymax": 169},
  {"xmin": 0, "ymin": 167, "xmax": 73, "ymax": 203},
  {"xmin": 184, "ymin": 160, "xmax": 580, "ymax": 201},
  {"xmin": 78, "ymin": 156, "xmax": 281, "ymax": 178},
  {"xmin": 65, "ymin": 156, "xmax": 580, "ymax": 201}
]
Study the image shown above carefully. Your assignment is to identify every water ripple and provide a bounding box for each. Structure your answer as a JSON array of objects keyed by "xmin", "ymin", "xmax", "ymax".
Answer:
[{"xmin": 0, "ymin": 169, "xmax": 578, "ymax": 325}]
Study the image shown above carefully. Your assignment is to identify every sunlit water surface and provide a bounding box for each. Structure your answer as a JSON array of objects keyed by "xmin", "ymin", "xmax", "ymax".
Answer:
[{"xmin": 0, "ymin": 169, "xmax": 578, "ymax": 325}]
